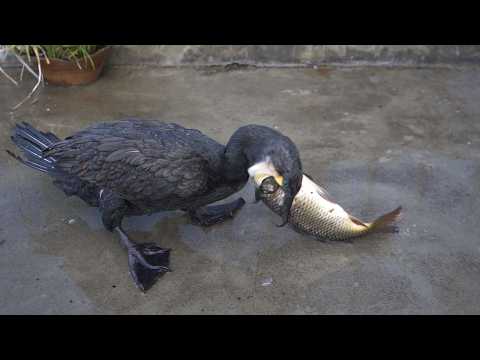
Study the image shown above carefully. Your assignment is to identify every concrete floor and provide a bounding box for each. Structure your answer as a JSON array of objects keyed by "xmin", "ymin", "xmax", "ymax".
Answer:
[{"xmin": 1, "ymin": 65, "xmax": 480, "ymax": 314}]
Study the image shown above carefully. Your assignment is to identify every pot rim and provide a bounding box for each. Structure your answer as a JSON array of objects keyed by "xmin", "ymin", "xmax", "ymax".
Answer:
[{"xmin": 39, "ymin": 46, "xmax": 111, "ymax": 65}]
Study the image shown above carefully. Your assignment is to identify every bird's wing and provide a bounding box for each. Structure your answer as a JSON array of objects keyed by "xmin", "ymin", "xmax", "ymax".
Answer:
[{"xmin": 44, "ymin": 134, "xmax": 210, "ymax": 201}]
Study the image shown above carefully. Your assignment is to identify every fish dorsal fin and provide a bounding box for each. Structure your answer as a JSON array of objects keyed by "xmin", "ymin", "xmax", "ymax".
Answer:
[
  {"xmin": 348, "ymin": 215, "xmax": 369, "ymax": 228},
  {"xmin": 302, "ymin": 174, "xmax": 334, "ymax": 202},
  {"xmin": 303, "ymin": 172, "xmax": 316, "ymax": 182},
  {"xmin": 315, "ymin": 184, "xmax": 332, "ymax": 200}
]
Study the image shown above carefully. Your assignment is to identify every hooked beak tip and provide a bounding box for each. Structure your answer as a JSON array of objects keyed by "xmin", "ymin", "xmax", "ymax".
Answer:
[{"xmin": 276, "ymin": 187, "xmax": 295, "ymax": 227}]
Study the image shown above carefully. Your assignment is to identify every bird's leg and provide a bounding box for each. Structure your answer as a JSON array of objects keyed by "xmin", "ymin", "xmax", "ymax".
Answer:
[
  {"xmin": 100, "ymin": 191, "xmax": 170, "ymax": 292},
  {"xmin": 189, "ymin": 197, "xmax": 246, "ymax": 227}
]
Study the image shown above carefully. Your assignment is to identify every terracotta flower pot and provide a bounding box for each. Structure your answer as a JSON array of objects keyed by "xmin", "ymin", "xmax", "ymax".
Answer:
[{"xmin": 39, "ymin": 46, "xmax": 111, "ymax": 86}]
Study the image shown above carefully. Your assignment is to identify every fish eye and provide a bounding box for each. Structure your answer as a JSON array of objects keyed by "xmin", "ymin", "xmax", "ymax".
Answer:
[{"xmin": 260, "ymin": 176, "xmax": 279, "ymax": 194}]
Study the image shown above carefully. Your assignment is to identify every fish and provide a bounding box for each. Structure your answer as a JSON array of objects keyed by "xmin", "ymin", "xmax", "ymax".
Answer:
[{"xmin": 253, "ymin": 173, "xmax": 402, "ymax": 241}]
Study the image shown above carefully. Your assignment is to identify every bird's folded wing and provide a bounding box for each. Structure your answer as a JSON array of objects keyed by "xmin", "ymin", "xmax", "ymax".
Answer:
[{"xmin": 44, "ymin": 135, "xmax": 210, "ymax": 201}]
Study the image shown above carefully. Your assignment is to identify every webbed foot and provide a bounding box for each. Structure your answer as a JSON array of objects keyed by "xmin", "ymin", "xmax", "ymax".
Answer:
[
  {"xmin": 115, "ymin": 227, "xmax": 171, "ymax": 292},
  {"xmin": 128, "ymin": 243, "xmax": 171, "ymax": 292},
  {"xmin": 190, "ymin": 197, "xmax": 246, "ymax": 227}
]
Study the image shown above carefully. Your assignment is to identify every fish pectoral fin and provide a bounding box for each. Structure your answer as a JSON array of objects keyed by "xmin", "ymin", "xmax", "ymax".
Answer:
[{"xmin": 348, "ymin": 215, "xmax": 369, "ymax": 228}]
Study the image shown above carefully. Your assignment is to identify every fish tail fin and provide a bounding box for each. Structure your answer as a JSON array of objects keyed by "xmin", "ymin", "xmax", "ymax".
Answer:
[{"xmin": 368, "ymin": 206, "xmax": 402, "ymax": 233}]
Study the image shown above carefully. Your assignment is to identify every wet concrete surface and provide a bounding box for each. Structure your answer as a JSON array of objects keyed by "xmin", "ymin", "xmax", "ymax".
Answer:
[{"xmin": 1, "ymin": 65, "xmax": 480, "ymax": 314}]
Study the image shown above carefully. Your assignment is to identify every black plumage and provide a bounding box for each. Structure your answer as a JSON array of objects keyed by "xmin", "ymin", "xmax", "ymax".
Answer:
[{"xmin": 8, "ymin": 119, "xmax": 302, "ymax": 291}]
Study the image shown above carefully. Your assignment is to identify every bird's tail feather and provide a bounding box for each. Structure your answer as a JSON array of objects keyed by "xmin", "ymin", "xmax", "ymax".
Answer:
[{"xmin": 7, "ymin": 122, "xmax": 60, "ymax": 174}]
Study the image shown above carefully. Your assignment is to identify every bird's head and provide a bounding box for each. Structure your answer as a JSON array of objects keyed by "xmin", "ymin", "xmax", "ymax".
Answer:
[{"xmin": 248, "ymin": 132, "xmax": 303, "ymax": 226}]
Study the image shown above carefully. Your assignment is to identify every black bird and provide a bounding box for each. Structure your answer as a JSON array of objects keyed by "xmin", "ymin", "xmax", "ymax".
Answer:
[{"xmin": 8, "ymin": 120, "xmax": 303, "ymax": 291}]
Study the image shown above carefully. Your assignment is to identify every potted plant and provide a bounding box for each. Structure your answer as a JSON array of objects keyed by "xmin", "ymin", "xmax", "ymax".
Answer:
[{"xmin": 0, "ymin": 45, "xmax": 111, "ymax": 109}]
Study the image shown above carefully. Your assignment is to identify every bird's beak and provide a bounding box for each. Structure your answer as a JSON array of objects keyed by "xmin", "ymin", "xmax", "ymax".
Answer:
[
  {"xmin": 270, "ymin": 175, "xmax": 292, "ymax": 227},
  {"xmin": 274, "ymin": 174, "xmax": 302, "ymax": 228},
  {"xmin": 276, "ymin": 188, "xmax": 294, "ymax": 227},
  {"xmin": 254, "ymin": 187, "xmax": 262, "ymax": 203}
]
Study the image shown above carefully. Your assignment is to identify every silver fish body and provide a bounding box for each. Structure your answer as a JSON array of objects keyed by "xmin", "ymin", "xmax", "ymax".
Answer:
[{"xmin": 255, "ymin": 174, "xmax": 401, "ymax": 241}]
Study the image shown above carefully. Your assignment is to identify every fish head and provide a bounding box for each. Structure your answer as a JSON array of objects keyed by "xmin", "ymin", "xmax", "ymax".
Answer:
[
  {"xmin": 253, "ymin": 173, "xmax": 299, "ymax": 226},
  {"xmin": 259, "ymin": 175, "xmax": 281, "ymax": 195},
  {"xmin": 252, "ymin": 173, "xmax": 302, "ymax": 227},
  {"xmin": 253, "ymin": 175, "xmax": 287, "ymax": 215}
]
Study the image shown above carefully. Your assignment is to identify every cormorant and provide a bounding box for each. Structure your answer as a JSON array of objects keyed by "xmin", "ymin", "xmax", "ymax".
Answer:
[{"xmin": 8, "ymin": 120, "xmax": 302, "ymax": 291}]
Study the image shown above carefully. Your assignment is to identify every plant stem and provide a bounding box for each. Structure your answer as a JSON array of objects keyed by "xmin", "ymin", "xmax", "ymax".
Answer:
[
  {"xmin": 12, "ymin": 53, "xmax": 39, "ymax": 80},
  {"xmin": 0, "ymin": 66, "xmax": 18, "ymax": 86},
  {"xmin": 12, "ymin": 59, "xmax": 43, "ymax": 110}
]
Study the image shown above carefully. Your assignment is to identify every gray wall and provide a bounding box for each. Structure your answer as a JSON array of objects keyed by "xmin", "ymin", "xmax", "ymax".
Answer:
[
  {"xmin": 2, "ymin": 45, "xmax": 480, "ymax": 67},
  {"xmin": 110, "ymin": 45, "xmax": 480, "ymax": 66}
]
